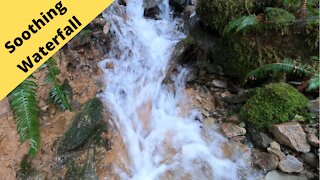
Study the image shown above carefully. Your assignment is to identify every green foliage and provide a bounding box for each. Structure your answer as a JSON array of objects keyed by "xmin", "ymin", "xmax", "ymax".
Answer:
[
  {"xmin": 240, "ymin": 83, "xmax": 308, "ymax": 129},
  {"xmin": 45, "ymin": 58, "xmax": 71, "ymax": 111},
  {"xmin": 244, "ymin": 58, "xmax": 319, "ymax": 91},
  {"xmin": 57, "ymin": 98, "xmax": 103, "ymax": 154},
  {"xmin": 8, "ymin": 76, "xmax": 40, "ymax": 157},
  {"xmin": 223, "ymin": 15, "xmax": 259, "ymax": 36},
  {"xmin": 266, "ymin": 7, "xmax": 296, "ymax": 25}
]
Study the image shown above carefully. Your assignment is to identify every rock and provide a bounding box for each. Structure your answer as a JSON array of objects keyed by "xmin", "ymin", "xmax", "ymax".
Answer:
[
  {"xmin": 0, "ymin": 98, "xmax": 10, "ymax": 116},
  {"xmin": 69, "ymin": 30, "xmax": 93, "ymax": 50},
  {"xmin": 103, "ymin": 22, "xmax": 111, "ymax": 35},
  {"xmin": 252, "ymin": 150, "xmax": 279, "ymax": 172},
  {"xmin": 162, "ymin": 40, "xmax": 191, "ymax": 84},
  {"xmin": 270, "ymin": 141, "xmax": 281, "ymax": 151},
  {"xmin": 223, "ymin": 90, "xmax": 254, "ymax": 104},
  {"xmin": 301, "ymin": 153, "xmax": 318, "ymax": 168},
  {"xmin": 270, "ymin": 122, "xmax": 311, "ymax": 153},
  {"xmin": 57, "ymin": 98, "xmax": 104, "ymax": 154},
  {"xmin": 308, "ymin": 97, "xmax": 319, "ymax": 115},
  {"xmin": 307, "ymin": 132, "xmax": 320, "ymax": 148},
  {"xmin": 251, "ymin": 131, "xmax": 273, "ymax": 149},
  {"xmin": 278, "ymin": 155, "xmax": 304, "ymax": 173},
  {"xmin": 267, "ymin": 147, "xmax": 286, "ymax": 161},
  {"xmin": 211, "ymin": 79, "xmax": 227, "ymax": 88},
  {"xmin": 220, "ymin": 123, "xmax": 246, "ymax": 138},
  {"xmin": 264, "ymin": 170, "xmax": 308, "ymax": 180},
  {"xmin": 224, "ymin": 115, "xmax": 239, "ymax": 123},
  {"xmin": 144, "ymin": 0, "xmax": 163, "ymax": 9}
]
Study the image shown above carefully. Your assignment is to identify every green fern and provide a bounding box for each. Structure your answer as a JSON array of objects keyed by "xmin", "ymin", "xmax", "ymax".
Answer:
[
  {"xmin": 223, "ymin": 15, "xmax": 258, "ymax": 36},
  {"xmin": 244, "ymin": 58, "xmax": 319, "ymax": 92},
  {"xmin": 266, "ymin": 7, "xmax": 296, "ymax": 25},
  {"xmin": 45, "ymin": 58, "xmax": 71, "ymax": 111},
  {"xmin": 8, "ymin": 76, "xmax": 40, "ymax": 157}
]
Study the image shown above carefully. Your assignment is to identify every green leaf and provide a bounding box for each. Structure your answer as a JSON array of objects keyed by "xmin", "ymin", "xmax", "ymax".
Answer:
[
  {"xmin": 8, "ymin": 75, "xmax": 40, "ymax": 157},
  {"xmin": 223, "ymin": 15, "xmax": 258, "ymax": 36},
  {"xmin": 266, "ymin": 7, "xmax": 296, "ymax": 25},
  {"xmin": 45, "ymin": 57, "xmax": 71, "ymax": 111},
  {"xmin": 244, "ymin": 58, "xmax": 312, "ymax": 81}
]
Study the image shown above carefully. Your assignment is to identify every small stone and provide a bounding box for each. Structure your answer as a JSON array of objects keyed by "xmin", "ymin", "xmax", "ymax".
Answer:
[
  {"xmin": 308, "ymin": 97, "xmax": 319, "ymax": 115},
  {"xmin": 270, "ymin": 141, "xmax": 281, "ymax": 151},
  {"xmin": 270, "ymin": 122, "xmax": 311, "ymax": 153},
  {"xmin": 212, "ymin": 79, "xmax": 227, "ymax": 88},
  {"xmin": 224, "ymin": 115, "xmax": 239, "ymax": 123},
  {"xmin": 230, "ymin": 135, "xmax": 246, "ymax": 142},
  {"xmin": 267, "ymin": 147, "xmax": 286, "ymax": 161},
  {"xmin": 251, "ymin": 132, "xmax": 273, "ymax": 149},
  {"xmin": 252, "ymin": 150, "xmax": 279, "ymax": 172},
  {"xmin": 278, "ymin": 155, "xmax": 304, "ymax": 173},
  {"xmin": 301, "ymin": 152, "xmax": 318, "ymax": 168},
  {"xmin": 220, "ymin": 123, "xmax": 246, "ymax": 138},
  {"xmin": 103, "ymin": 22, "xmax": 111, "ymax": 35},
  {"xmin": 264, "ymin": 170, "xmax": 308, "ymax": 180},
  {"xmin": 307, "ymin": 132, "xmax": 320, "ymax": 148}
]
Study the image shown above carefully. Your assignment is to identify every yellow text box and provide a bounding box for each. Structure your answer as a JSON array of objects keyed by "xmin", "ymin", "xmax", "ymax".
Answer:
[{"xmin": 0, "ymin": 0, "xmax": 114, "ymax": 100}]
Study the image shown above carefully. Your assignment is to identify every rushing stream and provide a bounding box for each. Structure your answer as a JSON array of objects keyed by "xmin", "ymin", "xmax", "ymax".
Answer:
[{"xmin": 99, "ymin": 0, "xmax": 254, "ymax": 179}]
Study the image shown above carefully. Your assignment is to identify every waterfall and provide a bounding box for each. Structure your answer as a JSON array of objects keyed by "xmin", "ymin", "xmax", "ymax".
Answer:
[{"xmin": 99, "ymin": 0, "xmax": 254, "ymax": 179}]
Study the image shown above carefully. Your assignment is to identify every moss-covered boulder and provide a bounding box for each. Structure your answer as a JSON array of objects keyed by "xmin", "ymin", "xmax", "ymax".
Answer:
[
  {"xmin": 240, "ymin": 83, "xmax": 308, "ymax": 129},
  {"xmin": 195, "ymin": 0, "xmax": 319, "ymax": 78},
  {"xmin": 213, "ymin": 27, "xmax": 315, "ymax": 78},
  {"xmin": 196, "ymin": 0, "xmax": 254, "ymax": 33},
  {"xmin": 57, "ymin": 98, "xmax": 103, "ymax": 154}
]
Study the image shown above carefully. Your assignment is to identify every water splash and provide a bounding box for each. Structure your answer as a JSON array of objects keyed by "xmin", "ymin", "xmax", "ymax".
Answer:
[{"xmin": 99, "ymin": 1, "xmax": 253, "ymax": 179}]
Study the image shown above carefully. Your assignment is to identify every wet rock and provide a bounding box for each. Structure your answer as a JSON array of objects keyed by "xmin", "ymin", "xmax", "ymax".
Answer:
[
  {"xmin": 69, "ymin": 30, "xmax": 93, "ymax": 50},
  {"xmin": 270, "ymin": 122, "xmax": 311, "ymax": 153},
  {"xmin": 103, "ymin": 22, "xmax": 111, "ymax": 35},
  {"xmin": 307, "ymin": 132, "xmax": 320, "ymax": 148},
  {"xmin": 278, "ymin": 155, "xmax": 304, "ymax": 173},
  {"xmin": 270, "ymin": 141, "xmax": 281, "ymax": 151},
  {"xmin": 163, "ymin": 40, "xmax": 191, "ymax": 84},
  {"xmin": 252, "ymin": 150, "xmax": 279, "ymax": 172},
  {"xmin": 211, "ymin": 79, "xmax": 227, "ymax": 88},
  {"xmin": 144, "ymin": 0, "xmax": 163, "ymax": 9},
  {"xmin": 251, "ymin": 132, "xmax": 273, "ymax": 149},
  {"xmin": 264, "ymin": 170, "xmax": 308, "ymax": 180},
  {"xmin": 57, "ymin": 98, "xmax": 104, "ymax": 154},
  {"xmin": 220, "ymin": 123, "xmax": 246, "ymax": 138},
  {"xmin": 301, "ymin": 152, "xmax": 318, "ymax": 168},
  {"xmin": 267, "ymin": 147, "xmax": 286, "ymax": 161}
]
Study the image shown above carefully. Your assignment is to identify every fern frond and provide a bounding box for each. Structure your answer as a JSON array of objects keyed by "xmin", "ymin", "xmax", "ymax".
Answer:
[
  {"xmin": 307, "ymin": 76, "xmax": 320, "ymax": 91},
  {"xmin": 266, "ymin": 7, "xmax": 296, "ymax": 25},
  {"xmin": 244, "ymin": 59, "xmax": 312, "ymax": 81},
  {"xmin": 223, "ymin": 15, "xmax": 258, "ymax": 36},
  {"xmin": 45, "ymin": 58, "xmax": 71, "ymax": 111},
  {"xmin": 8, "ymin": 76, "xmax": 40, "ymax": 157}
]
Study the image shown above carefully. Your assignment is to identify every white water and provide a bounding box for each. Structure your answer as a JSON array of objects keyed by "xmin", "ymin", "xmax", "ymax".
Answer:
[{"xmin": 99, "ymin": 1, "xmax": 253, "ymax": 179}]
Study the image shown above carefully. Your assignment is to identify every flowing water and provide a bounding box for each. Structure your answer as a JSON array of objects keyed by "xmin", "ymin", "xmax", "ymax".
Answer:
[{"xmin": 99, "ymin": 0, "xmax": 254, "ymax": 179}]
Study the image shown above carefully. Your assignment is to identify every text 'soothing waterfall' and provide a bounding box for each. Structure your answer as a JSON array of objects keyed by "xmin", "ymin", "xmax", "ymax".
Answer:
[{"xmin": 99, "ymin": 0, "xmax": 253, "ymax": 179}]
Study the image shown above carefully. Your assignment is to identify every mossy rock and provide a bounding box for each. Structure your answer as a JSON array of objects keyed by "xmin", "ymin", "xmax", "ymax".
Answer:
[
  {"xmin": 196, "ymin": 0, "xmax": 254, "ymax": 33},
  {"xmin": 240, "ymin": 83, "xmax": 308, "ymax": 129},
  {"xmin": 212, "ymin": 26, "xmax": 316, "ymax": 78},
  {"xmin": 57, "ymin": 98, "xmax": 103, "ymax": 154}
]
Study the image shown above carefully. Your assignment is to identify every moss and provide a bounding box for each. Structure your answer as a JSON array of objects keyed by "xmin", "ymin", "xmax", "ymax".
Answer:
[
  {"xmin": 57, "ymin": 98, "xmax": 103, "ymax": 154},
  {"xmin": 240, "ymin": 83, "xmax": 308, "ymax": 129},
  {"xmin": 196, "ymin": 0, "xmax": 254, "ymax": 33}
]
